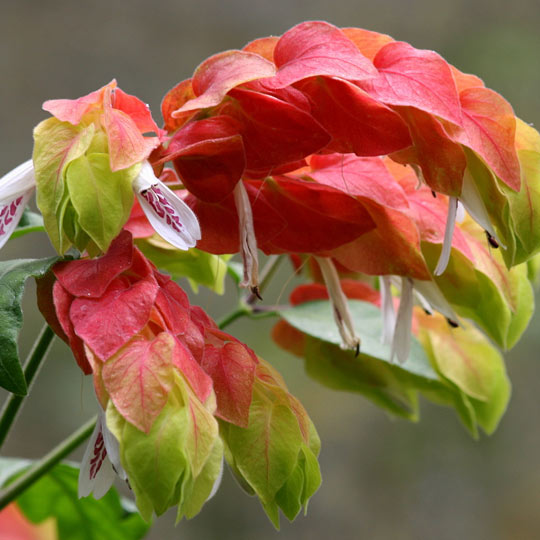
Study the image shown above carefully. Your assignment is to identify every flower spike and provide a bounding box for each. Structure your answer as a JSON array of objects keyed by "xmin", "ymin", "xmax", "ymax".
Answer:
[
  {"xmin": 0, "ymin": 160, "xmax": 36, "ymax": 249},
  {"xmin": 133, "ymin": 161, "xmax": 201, "ymax": 250}
]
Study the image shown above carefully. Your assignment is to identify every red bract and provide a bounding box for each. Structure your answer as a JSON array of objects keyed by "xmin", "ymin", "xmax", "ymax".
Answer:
[
  {"xmin": 37, "ymin": 230, "xmax": 258, "ymax": 432},
  {"xmin": 43, "ymin": 80, "xmax": 160, "ymax": 171}
]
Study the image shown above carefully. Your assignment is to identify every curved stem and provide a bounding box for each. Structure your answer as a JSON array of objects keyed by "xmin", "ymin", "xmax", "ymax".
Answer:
[
  {"xmin": 217, "ymin": 306, "xmax": 249, "ymax": 330},
  {"xmin": 0, "ymin": 325, "xmax": 55, "ymax": 449},
  {"xmin": 0, "ymin": 415, "xmax": 97, "ymax": 510}
]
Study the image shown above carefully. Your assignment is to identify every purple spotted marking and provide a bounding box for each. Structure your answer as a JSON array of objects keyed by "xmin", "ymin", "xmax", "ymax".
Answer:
[
  {"xmin": 0, "ymin": 196, "xmax": 23, "ymax": 237},
  {"xmin": 89, "ymin": 431, "xmax": 107, "ymax": 480},
  {"xmin": 141, "ymin": 186, "xmax": 184, "ymax": 234}
]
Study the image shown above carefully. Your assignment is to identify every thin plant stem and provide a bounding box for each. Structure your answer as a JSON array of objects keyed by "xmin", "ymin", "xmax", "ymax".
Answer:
[
  {"xmin": 0, "ymin": 415, "xmax": 97, "ymax": 510},
  {"xmin": 0, "ymin": 325, "xmax": 55, "ymax": 449},
  {"xmin": 217, "ymin": 306, "xmax": 249, "ymax": 330}
]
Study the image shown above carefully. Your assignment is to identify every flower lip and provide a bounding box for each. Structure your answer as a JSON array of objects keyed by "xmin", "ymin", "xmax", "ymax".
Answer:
[
  {"xmin": 0, "ymin": 159, "xmax": 36, "ymax": 249},
  {"xmin": 133, "ymin": 161, "xmax": 201, "ymax": 251}
]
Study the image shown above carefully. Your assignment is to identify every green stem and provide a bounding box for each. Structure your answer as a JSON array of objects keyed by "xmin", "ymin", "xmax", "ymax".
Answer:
[
  {"xmin": 0, "ymin": 325, "xmax": 55, "ymax": 449},
  {"xmin": 0, "ymin": 415, "xmax": 97, "ymax": 510},
  {"xmin": 218, "ymin": 305, "xmax": 249, "ymax": 329}
]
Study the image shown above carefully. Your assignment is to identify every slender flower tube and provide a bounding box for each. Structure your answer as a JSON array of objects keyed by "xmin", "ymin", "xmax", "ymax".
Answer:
[
  {"xmin": 78, "ymin": 408, "xmax": 126, "ymax": 500},
  {"xmin": 233, "ymin": 181, "xmax": 260, "ymax": 297},
  {"xmin": 315, "ymin": 257, "xmax": 360, "ymax": 351},
  {"xmin": 132, "ymin": 161, "xmax": 201, "ymax": 250},
  {"xmin": 459, "ymin": 169, "xmax": 504, "ymax": 248},
  {"xmin": 434, "ymin": 196, "xmax": 458, "ymax": 276},
  {"xmin": 380, "ymin": 275, "xmax": 396, "ymax": 346},
  {"xmin": 391, "ymin": 277, "xmax": 414, "ymax": 364},
  {"xmin": 0, "ymin": 160, "xmax": 36, "ymax": 249}
]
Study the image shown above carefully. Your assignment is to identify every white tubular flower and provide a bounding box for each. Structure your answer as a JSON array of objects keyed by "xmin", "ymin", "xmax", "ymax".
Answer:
[
  {"xmin": 0, "ymin": 159, "xmax": 36, "ymax": 249},
  {"xmin": 460, "ymin": 169, "xmax": 504, "ymax": 248},
  {"xmin": 233, "ymin": 181, "xmax": 260, "ymax": 297},
  {"xmin": 133, "ymin": 161, "xmax": 201, "ymax": 251},
  {"xmin": 78, "ymin": 409, "xmax": 126, "ymax": 500},
  {"xmin": 379, "ymin": 275, "xmax": 396, "ymax": 346},
  {"xmin": 412, "ymin": 278, "xmax": 459, "ymax": 326},
  {"xmin": 315, "ymin": 256, "xmax": 360, "ymax": 352},
  {"xmin": 434, "ymin": 196, "xmax": 458, "ymax": 276},
  {"xmin": 391, "ymin": 277, "xmax": 414, "ymax": 364}
]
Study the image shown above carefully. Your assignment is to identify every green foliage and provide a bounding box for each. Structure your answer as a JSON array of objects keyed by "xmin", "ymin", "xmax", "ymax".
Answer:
[
  {"xmin": 0, "ymin": 257, "xmax": 59, "ymax": 394},
  {"xmin": 10, "ymin": 208, "xmax": 45, "ymax": 240},
  {"xmin": 0, "ymin": 458, "xmax": 149, "ymax": 540},
  {"xmin": 137, "ymin": 240, "xmax": 230, "ymax": 294},
  {"xmin": 279, "ymin": 299, "xmax": 510, "ymax": 436}
]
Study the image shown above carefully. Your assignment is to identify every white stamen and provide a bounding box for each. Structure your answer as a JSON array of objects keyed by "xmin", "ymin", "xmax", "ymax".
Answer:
[
  {"xmin": 315, "ymin": 257, "xmax": 360, "ymax": 351},
  {"xmin": 456, "ymin": 201, "xmax": 465, "ymax": 223},
  {"xmin": 412, "ymin": 278, "xmax": 459, "ymax": 325},
  {"xmin": 434, "ymin": 196, "xmax": 458, "ymax": 276},
  {"xmin": 460, "ymin": 169, "xmax": 504, "ymax": 248},
  {"xmin": 391, "ymin": 277, "xmax": 414, "ymax": 364},
  {"xmin": 0, "ymin": 160, "xmax": 36, "ymax": 249},
  {"xmin": 233, "ymin": 181, "xmax": 260, "ymax": 295},
  {"xmin": 380, "ymin": 276, "xmax": 396, "ymax": 346},
  {"xmin": 134, "ymin": 161, "xmax": 201, "ymax": 251}
]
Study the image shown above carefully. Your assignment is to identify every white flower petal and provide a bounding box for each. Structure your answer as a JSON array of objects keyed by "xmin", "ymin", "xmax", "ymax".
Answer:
[
  {"xmin": 100, "ymin": 410, "xmax": 127, "ymax": 482},
  {"xmin": 207, "ymin": 456, "xmax": 224, "ymax": 502},
  {"xmin": 412, "ymin": 279, "xmax": 459, "ymax": 324},
  {"xmin": 391, "ymin": 277, "xmax": 414, "ymax": 364},
  {"xmin": 134, "ymin": 161, "xmax": 201, "ymax": 251},
  {"xmin": 0, "ymin": 160, "xmax": 36, "ymax": 250},
  {"xmin": 78, "ymin": 416, "xmax": 115, "ymax": 499},
  {"xmin": 460, "ymin": 169, "xmax": 504, "ymax": 248},
  {"xmin": 0, "ymin": 159, "xmax": 36, "ymax": 200},
  {"xmin": 380, "ymin": 276, "xmax": 396, "ymax": 346},
  {"xmin": 315, "ymin": 257, "xmax": 360, "ymax": 351},
  {"xmin": 434, "ymin": 196, "xmax": 458, "ymax": 276},
  {"xmin": 233, "ymin": 181, "xmax": 260, "ymax": 295},
  {"xmin": 0, "ymin": 191, "xmax": 33, "ymax": 250}
]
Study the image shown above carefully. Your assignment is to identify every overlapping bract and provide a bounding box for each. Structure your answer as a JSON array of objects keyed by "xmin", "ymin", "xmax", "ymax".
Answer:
[{"xmin": 37, "ymin": 231, "xmax": 321, "ymax": 523}]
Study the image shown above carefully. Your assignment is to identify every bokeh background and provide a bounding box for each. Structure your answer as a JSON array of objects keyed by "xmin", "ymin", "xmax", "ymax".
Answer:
[{"xmin": 1, "ymin": 1, "xmax": 540, "ymax": 538}]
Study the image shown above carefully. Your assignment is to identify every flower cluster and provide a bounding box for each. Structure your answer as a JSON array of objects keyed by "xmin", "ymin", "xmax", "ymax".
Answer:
[
  {"xmin": 1, "ymin": 20, "xmax": 539, "ymax": 527},
  {"xmin": 37, "ymin": 231, "xmax": 319, "ymax": 523}
]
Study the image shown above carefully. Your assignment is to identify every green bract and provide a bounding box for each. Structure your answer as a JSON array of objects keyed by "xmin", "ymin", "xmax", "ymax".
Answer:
[
  {"xmin": 33, "ymin": 118, "xmax": 138, "ymax": 255},
  {"xmin": 105, "ymin": 372, "xmax": 220, "ymax": 522}
]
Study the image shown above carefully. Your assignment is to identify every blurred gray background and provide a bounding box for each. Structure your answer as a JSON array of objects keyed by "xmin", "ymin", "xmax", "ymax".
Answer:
[{"xmin": 1, "ymin": 0, "xmax": 540, "ymax": 538}]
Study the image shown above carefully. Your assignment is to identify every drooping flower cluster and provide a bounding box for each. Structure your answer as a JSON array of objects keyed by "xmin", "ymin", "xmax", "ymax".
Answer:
[
  {"xmin": 37, "ymin": 231, "xmax": 320, "ymax": 524},
  {"xmin": 0, "ymin": 19, "xmax": 539, "ymax": 528}
]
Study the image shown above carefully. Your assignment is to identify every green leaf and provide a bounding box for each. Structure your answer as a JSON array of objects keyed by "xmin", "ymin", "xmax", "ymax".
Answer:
[
  {"xmin": 9, "ymin": 208, "xmax": 45, "ymax": 240},
  {"xmin": 65, "ymin": 153, "xmax": 137, "ymax": 253},
  {"xmin": 280, "ymin": 300, "xmax": 438, "ymax": 380},
  {"xmin": 0, "ymin": 458, "xmax": 149, "ymax": 540},
  {"xmin": 136, "ymin": 240, "xmax": 230, "ymax": 294},
  {"xmin": 0, "ymin": 257, "xmax": 59, "ymax": 394},
  {"xmin": 302, "ymin": 337, "xmax": 421, "ymax": 420}
]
